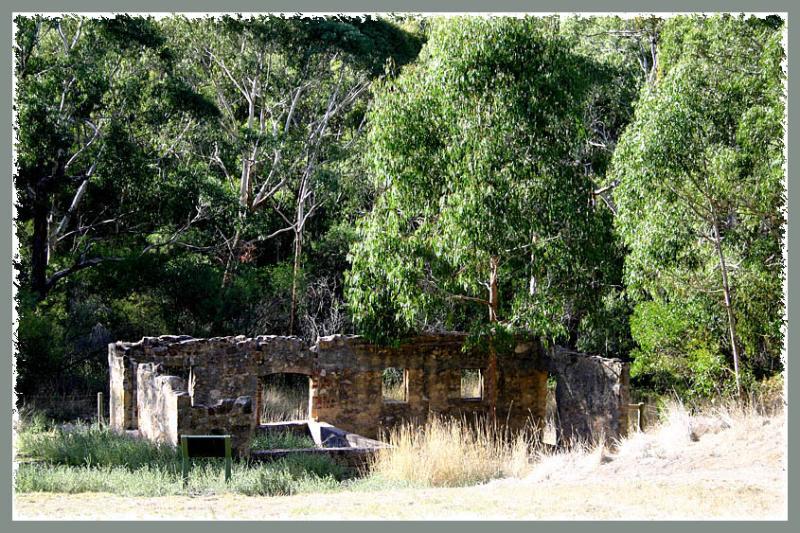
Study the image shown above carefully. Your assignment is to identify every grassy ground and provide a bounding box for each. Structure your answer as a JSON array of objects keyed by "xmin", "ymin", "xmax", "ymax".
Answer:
[
  {"xmin": 13, "ymin": 399, "xmax": 787, "ymax": 519},
  {"xmin": 249, "ymin": 430, "xmax": 316, "ymax": 450},
  {"xmin": 13, "ymin": 417, "xmax": 353, "ymax": 497}
]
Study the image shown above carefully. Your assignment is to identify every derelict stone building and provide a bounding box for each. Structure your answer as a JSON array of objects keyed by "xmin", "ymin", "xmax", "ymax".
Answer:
[{"xmin": 109, "ymin": 332, "xmax": 630, "ymax": 454}]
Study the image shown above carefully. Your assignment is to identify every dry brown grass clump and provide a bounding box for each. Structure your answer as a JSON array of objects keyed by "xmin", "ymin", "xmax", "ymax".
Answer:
[
  {"xmin": 368, "ymin": 415, "xmax": 532, "ymax": 487},
  {"xmin": 369, "ymin": 390, "xmax": 786, "ymax": 497}
]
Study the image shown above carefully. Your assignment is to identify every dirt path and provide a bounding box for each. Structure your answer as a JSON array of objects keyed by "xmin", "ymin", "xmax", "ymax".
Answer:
[{"xmin": 14, "ymin": 479, "xmax": 783, "ymax": 520}]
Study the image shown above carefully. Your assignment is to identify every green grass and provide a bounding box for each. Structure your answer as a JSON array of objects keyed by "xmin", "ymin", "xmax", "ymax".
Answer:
[
  {"xmin": 250, "ymin": 430, "xmax": 316, "ymax": 450},
  {"xmin": 14, "ymin": 415, "xmax": 355, "ymax": 497},
  {"xmin": 14, "ymin": 412, "xmax": 520, "ymax": 498},
  {"xmin": 15, "ymin": 457, "xmax": 351, "ymax": 497},
  {"xmin": 16, "ymin": 420, "xmax": 181, "ymax": 469}
]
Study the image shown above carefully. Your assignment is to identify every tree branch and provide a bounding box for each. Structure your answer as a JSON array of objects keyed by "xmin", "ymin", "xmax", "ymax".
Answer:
[{"xmin": 45, "ymin": 256, "xmax": 123, "ymax": 291}]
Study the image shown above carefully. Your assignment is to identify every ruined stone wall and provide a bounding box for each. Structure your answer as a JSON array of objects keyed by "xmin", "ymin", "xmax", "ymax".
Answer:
[
  {"xmin": 108, "ymin": 347, "xmax": 132, "ymax": 430},
  {"xmin": 546, "ymin": 347, "xmax": 631, "ymax": 443},
  {"xmin": 311, "ymin": 334, "xmax": 548, "ymax": 439},
  {"xmin": 109, "ymin": 333, "xmax": 626, "ymax": 453},
  {"xmin": 136, "ymin": 363, "xmax": 187, "ymax": 445},
  {"xmin": 176, "ymin": 396, "xmax": 254, "ymax": 453},
  {"xmin": 109, "ymin": 335, "xmax": 309, "ymax": 453}
]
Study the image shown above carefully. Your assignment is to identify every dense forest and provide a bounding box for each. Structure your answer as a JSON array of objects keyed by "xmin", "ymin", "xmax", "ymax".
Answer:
[{"xmin": 13, "ymin": 14, "xmax": 785, "ymax": 403}]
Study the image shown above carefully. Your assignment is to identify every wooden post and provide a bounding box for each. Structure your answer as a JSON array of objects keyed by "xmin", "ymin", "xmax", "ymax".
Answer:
[
  {"xmin": 638, "ymin": 403, "xmax": 646, "ymax": 431},
  {"xmin": 628, "ymin": 403, "xmax": 645, "ymax": 432},
  {"xmin": 181, "ymin": 435, "xmax": 190, "ymax": 487},
  {"xmin": 224, "ymin": 436, "xmax": 232, "ymax": 483},
  {"xmin": 97, "ymin": 392, "xmax": 104, "ymax": 426},
  {"xmin": 629, "ymin": 403, "xmax": 645, "ymax": 432}
]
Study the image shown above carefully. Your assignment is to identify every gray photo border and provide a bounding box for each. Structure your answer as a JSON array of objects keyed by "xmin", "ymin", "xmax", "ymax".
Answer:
[{"xmin": 2, "ymin": 1, "xmax": 795, "ymax": 532}]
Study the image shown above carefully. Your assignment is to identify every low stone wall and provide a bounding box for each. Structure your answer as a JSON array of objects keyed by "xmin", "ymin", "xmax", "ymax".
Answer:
[
  {"xmin": 177, "ymin": 395, "xmax": 255, "ymax": 454},
  {"xmin": 546, "ymin": 347, "xmax": 631, "ymax": 444}
]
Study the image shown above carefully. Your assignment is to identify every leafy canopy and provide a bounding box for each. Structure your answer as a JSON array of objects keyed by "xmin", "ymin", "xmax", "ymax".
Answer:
[
  {"xmin": 347, "ymin": 17, "xmax": 620, "ymax": 347},
  {"xmin": 610, "ymin": 14, "xmax": 785, "ymax": 393}
]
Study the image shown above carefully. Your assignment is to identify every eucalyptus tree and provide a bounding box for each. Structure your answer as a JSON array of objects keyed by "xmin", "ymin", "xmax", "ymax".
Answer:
[
  {"xmin": 14, "ymin": 15, "xmax": 217, "ymax": 301},
  {"xmin": 556, "ymin": 16, "xmax": 658, "ymax": 356},
  {"xmin": 13, "ymin": 15, "xmax": 220, "ymax": 394},
  {"xmin": 172, "ymin": 15, "xmax": 421, "ymax": 333},
  {"xmin": 610, "ymin": 15, "xmax": 785, "ymax": 396},
  {"xmin": 347, "ymin": 17, "xmax": 619, "ymax": 416}
]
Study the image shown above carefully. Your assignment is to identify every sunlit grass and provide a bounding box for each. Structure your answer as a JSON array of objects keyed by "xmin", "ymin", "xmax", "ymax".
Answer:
[
  {"xmin": 13, "ymin": 415, "xmax": 351, "ymax": 497},
  {"xmin": 382, "ymin": 368, "xmax": 406, "ymax": 402},
  {"xmin": 368, "ymin": 415, "xmax": 532, "ymax": 487}
]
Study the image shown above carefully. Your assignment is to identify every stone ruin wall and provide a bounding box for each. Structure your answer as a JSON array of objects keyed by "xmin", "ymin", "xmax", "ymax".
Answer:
[
  {"xmin": 109, "ymin": 333, "xmax": 629, "ymax": 454},
  {"xmin": 547, "ymin": 347, "xmax": 631, "ymax": 443}
]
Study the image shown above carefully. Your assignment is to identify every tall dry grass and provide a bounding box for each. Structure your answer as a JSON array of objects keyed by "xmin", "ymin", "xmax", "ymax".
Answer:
[
  {"xmin": 381, "ymin": 368, "xmax": 407, "ymax": 402},
  {"xmin": 368, "ymin": 386, "xmax": 786, "ymax": 490},
  {"xmin": 260, "ymin": 384, "xmax": 309, "ymax": 423},
  {"xmin": 259, "ymin": 373, "xmax": 312, "ymax": 423},
  {"xmin": 368, "ymin": 415, "xmax": 532, "ymax": 487},
  {"xmin": 460, "ymin": 370, "xmax": 483, "ymax": 398},
  {"xmin": 382, "ymin": 381, "xmax": 407, "ymax": 402}
]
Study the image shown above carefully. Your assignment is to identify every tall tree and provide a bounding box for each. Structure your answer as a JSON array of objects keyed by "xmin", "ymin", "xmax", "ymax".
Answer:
[
  {"xmin": 171, "ymin": 15, "xmax": 421, "ymax": 333},
  {"xmin": 610, "ymin": 14, "xmax": 785, "ymax": 396},
  {"xmin": 14, "ymin": 15, "xmax": 217, "ymax": 300},
  {"xmin": 556, "ymin": 16, "xmax": 657, "ymax": 356},
  {"xmin": 346, "ymin": 17, "xmax": 618, "ymax": 417},
  {"xmin": 13, "ymin": 15, "xmax": 221, "ymax": 393}
]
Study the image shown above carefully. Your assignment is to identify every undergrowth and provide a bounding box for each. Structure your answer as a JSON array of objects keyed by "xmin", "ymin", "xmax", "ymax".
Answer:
[
  {"xmin": 14, "ymin": 386, "xmax": 785, "ymax": 497},
  {"xmin": 14, "ymin": 417, "xmax": 352, "ymax": 497}
]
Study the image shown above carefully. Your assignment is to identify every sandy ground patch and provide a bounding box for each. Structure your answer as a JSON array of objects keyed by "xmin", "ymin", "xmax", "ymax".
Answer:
[{"xmin": 14, "ymin": 480, "xmax": 784, "ymax": 520}]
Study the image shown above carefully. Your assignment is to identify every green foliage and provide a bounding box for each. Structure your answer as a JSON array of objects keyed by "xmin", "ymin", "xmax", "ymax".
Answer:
[
  {"xmin": 576, "ymin": 289, "xmax": 635, "ymax": 356},
  {"xmin": 628, "ymin": 299, "xmax": 736, "ymax": 399},
  {"xmin": 347, "ymin": 17, "xmax": 625, "ymax": 349},
  {"xmin": 13, "ymin": 14, "xmax": 785, "ymax": 405},
  {"xmin": 610, "ymin": 14, "xmax": 785, "ymax": 396}
]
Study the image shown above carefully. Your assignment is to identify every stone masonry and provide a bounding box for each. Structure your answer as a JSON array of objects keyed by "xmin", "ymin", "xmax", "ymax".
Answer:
[
  {"xmin": 109, "ymin": 333, "xmax": 629, "ymax": 454},
  {"xmin": 546, "ymin": 346, "xmax": 631, "ymax": 444}
]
